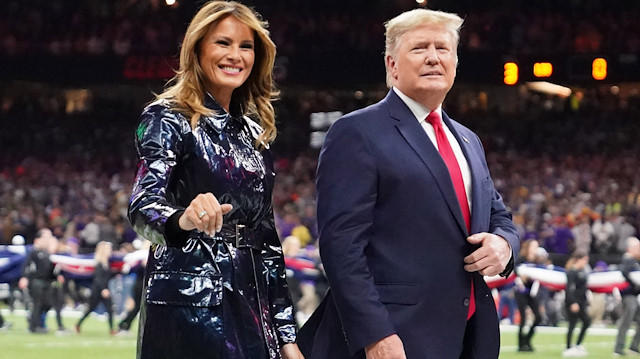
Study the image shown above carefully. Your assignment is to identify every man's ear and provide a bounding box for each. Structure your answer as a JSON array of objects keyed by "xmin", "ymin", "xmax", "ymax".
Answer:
[{"xmin": 385, "ymin": 54, "xmax": 397, "ymax": 80}]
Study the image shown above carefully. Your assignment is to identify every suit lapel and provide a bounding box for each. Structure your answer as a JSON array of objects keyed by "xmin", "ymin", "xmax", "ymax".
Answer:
[
  {"xmin": 441, "ymin": 112, "xmax": 483, "ymax": 234},
  {"xmin": 385, "ymin": 91, "xmax": 469, "ymax": 236}
]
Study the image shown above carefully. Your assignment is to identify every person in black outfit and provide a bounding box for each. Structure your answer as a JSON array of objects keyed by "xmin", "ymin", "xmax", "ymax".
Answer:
[
  {"xmin": 116, "ymin": 253, "xmax": 146, "ymax": 334},
  {"xmin": 75, "ymin": 241, "xmax": 115, "ymax": 335},
  {"xmin": 0, "ymin": 311, "xmax": 11, "ymax": 330},
  {"xmin": 614, "ymin": 236, "xmax": 640, "ymax": 356},
  {"xmin": 563, "ymin": 250, "xmax": 591, "ymax": 357},
  {"xmin": 18, "ymin": 228, "xmax": 58, "ymax": 333},
  {"xmin": 515, "ymin": 239, "xmax": 543, "ymax": 352}
]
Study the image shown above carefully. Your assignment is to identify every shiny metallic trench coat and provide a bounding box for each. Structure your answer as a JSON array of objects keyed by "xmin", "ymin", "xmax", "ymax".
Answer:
[{"xmin": 128, "ymin": 94, "xmax": 297, "ymax": 359}]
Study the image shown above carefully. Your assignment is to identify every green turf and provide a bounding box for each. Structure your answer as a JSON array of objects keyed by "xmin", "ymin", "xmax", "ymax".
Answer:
[
  {"xmin": 499, "ymin": 325, "xmax": 623, "ymax": 358},
  {"xmin": 0, "ymin": 311, "xmax": 136, "ymax": 359},
  {"xmin": 0, "ymin": 310, "xmax": 631, "ymax": 358}
]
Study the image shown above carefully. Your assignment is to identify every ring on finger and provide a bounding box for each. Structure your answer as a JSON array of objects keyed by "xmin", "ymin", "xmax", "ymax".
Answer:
[{"xmin": 198, "ymin": 210, "xmax": 208, "ymax": 219}]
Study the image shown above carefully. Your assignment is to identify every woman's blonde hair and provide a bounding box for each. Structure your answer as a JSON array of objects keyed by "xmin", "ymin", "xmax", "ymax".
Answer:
[
  {"xmin": 384, "ymin": 9, "xmax": 463, "ymax": 87},
  {"xmin": 157, "ymin": 1, "xmax": 278, "ymax": 148}
]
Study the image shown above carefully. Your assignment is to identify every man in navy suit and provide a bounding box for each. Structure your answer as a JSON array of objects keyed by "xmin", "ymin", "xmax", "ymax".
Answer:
[{"xmin": 299, "ymin": 8, "xmax": 520, "ymax": 359}]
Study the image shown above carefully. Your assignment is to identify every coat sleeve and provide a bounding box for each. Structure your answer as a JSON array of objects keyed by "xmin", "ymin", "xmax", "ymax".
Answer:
[
  {"xmin": 261, "ymin": 207, "xmax": 298, "ymax": 346},
  {"xmin": 128, "ymin": 104, "xmax": 189, "ymax": 247},
  {"xmin": 316, "ymin": 117, "xmax": 396, "ymax": 355},
  {"xmin": 473, "ymin": 132, "xmax": 520, "ymax": 274}
]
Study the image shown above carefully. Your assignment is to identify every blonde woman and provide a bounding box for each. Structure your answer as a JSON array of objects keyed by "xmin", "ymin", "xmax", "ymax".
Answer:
[
  {"xmin": 128, "ymin": 2, "xmax": 302, "ymax": 358},
  {"xmin": 75, "ymin": 241, "xmax": 114, "ymax": 335}
]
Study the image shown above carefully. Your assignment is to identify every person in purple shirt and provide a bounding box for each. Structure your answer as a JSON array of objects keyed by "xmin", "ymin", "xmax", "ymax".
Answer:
[{"xmin": 546, "ymin": 217, "xmax": 574, "ymax": 254}]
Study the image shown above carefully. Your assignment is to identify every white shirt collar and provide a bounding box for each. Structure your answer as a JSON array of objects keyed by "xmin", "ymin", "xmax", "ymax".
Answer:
[{"xmin": 392, "ymin": 87, "xmax": 442, "ymax": 124}]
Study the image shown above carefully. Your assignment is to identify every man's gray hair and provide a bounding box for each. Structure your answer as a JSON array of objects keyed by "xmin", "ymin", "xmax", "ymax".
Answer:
[{"xmin": 384, "ymin": 9, "xmax": 464, "ymax": 86}]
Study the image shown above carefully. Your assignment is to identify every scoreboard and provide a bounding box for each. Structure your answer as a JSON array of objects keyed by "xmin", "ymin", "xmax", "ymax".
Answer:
[
  {"xmin": 502, "ymin": 57, "xmax": 608, "ymax": 85},
  {"xmin": 457, "ymin": 52, "xmax": 640, "ymax": 85}
]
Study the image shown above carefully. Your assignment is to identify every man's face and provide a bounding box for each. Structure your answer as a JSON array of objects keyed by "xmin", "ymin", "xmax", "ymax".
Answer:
[{"xmin": 387, "ymin": 24, "xmax": 457, "ymax": 106}]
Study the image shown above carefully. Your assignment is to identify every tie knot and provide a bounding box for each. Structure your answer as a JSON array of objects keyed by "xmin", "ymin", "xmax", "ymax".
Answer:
[{"xmin": 426, "ymin": 111, "xmax": 441, "ymax": 127}]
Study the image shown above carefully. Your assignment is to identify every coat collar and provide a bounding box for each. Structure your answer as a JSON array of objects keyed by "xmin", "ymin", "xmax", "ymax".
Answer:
[{"xmin": 201, "ymin": 92, "xmax": 244, "ymax": 133}]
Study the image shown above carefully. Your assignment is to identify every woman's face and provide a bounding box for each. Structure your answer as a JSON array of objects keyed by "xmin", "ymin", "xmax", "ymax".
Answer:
[{"xmin": 198, "ymin": 16, "xmax": 255, "ymax": 104}]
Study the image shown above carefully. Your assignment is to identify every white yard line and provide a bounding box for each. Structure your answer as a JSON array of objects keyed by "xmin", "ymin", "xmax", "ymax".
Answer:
[
  {"xmin": 500, "ymin": 324, "xmax": 626, "ymax": 336},
  {"xmin": 500, "ymin": 341, "xmax": 615, "ymax": 352}
]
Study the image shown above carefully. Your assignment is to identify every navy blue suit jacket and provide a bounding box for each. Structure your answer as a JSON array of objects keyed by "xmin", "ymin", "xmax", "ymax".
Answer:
[{"xmin": 299, "ymin": 90, "xmax": 520, "ymax": 359}]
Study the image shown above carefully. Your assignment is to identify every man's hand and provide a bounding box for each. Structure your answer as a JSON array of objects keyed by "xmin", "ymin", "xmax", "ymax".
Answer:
[
  {"xmin": 365, "ymin": 334, "xmax": 406, "ymax": 359},
  {"xmin": 464, "ymin": 233, "xmax": 511, "ymax": 276}
]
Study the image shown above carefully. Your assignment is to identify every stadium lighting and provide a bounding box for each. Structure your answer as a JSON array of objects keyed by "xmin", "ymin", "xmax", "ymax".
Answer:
[
  {"xmin": 503, "ymin": 62, "xmax": 519, "ymax": 85},
  {"xmin": 592, "ymin": 58, "xmax": 607, "ymax": 80},
  {"xmin": 533, "ymin": 62, "xmax": 553, "ymax": 78},
  {"xmin": 526, "ymin": 81, "xmax": 572, "ymax": 98}
]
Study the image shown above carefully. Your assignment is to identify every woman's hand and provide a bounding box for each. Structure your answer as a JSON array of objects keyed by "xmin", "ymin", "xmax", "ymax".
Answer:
[
  {"xmin": 281, "ymin": 343, "xmax": 305, "ymax": 359},
  {"xmin": 178, "ymin": 193, "xmax": 233, "ymax": 236}
]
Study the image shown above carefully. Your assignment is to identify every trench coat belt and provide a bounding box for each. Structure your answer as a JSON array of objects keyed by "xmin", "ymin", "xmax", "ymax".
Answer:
[{"xmin": 217, "ymin": 224, "xmax": 260, "ymax": 250}]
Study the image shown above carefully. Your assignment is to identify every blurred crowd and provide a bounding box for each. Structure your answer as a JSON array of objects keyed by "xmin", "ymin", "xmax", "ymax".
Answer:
[
  {"xmin": 2, "ymin": 82, "xmax": 640, "ymax": 324},
  {"xmin": 1, "ymin": 0, "xmax": 639, "ymax": 58},
  {"xmin": 1, "ymin": 0, "xmax": 640, "ymax": 332}
]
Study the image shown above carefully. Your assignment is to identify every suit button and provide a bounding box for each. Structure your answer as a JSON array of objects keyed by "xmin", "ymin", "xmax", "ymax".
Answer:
[{"xmin": 463, "ymin": 298, "xmax": 470, "ymax": 307}]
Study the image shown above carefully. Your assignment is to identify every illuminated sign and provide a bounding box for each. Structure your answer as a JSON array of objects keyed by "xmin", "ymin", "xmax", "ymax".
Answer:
[
  {"xmin": 533, "ymin": 62, "xmax": 553, "ymax": 77},
  {"xmin": 592, "ymin": 58, "xmax": 607, "ymax": 80},
  {"xmin": 503, "ymin": 62, "xmax": 519, "ymax": 85},
  {"xmin": 123, "ymin": 56, "xmax": 178, "ymax": 80}
]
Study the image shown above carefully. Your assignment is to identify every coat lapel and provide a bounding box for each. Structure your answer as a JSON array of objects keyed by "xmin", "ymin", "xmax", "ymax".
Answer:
[
  {"xmin": 441, "ymin": 112, "xmax": 483, "ymax": 234},
  {"xmin": 385, "ymin": 90, "xmax": 469, "ymax": 236}
]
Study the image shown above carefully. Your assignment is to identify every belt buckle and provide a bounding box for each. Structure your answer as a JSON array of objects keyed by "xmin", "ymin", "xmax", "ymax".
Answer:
[{"xmin": 235, "ymin": 224, "xmax": 247, "ymax": 248}]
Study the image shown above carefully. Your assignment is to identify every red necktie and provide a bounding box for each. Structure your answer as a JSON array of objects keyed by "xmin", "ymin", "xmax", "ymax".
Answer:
[{"xmin": 426, "ymin": 111, "xmax": 475, "ymax": 320}]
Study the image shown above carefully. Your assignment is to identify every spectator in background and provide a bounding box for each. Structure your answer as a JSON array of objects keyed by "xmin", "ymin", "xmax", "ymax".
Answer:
[
  {"xmin": 592, "ymin": 213, "xmax": 616, "ymax": 255},
  {"xmin": 572, "ymin": 213, "xmax": 593, "ymax": 254},
  {"xmin": 497, "ymin": 283, "xmax": 517, "ymax": 325},
  {"xmin": 515, "ymin": 239, "xmax": 543, "ymax": 352},
  {"xmin": 79, "ymin": 214, "xmax": 100, "ymax": 253},
  {"xmin": 547, "ymin": 216, "xmax": 574, "ymax": 255},
  {"xmin": 116, "ymin": 241, "xmax": 148, "ymax": 335},
  {"xmin": 563, "ymin": 250, "xmax": 591, "ymax": 357},
  {"xmin": 282, "ymin": 235, "xmax": 320, "ymax": 326},
  {"xmin": 18, "ymin": 228, "xmax": 58, "ymax": 334},
  {"xmin": 0, "ymin": 311, "xmax": 10, "ymax": 331},
  {"xmin": 588, "ymin": 261, "xmax": 609, "ymax": 326},
  {"xmin": 614, "ymin": 237, "xmax": 640, "ymax": 356},
  {"xmin": 46, "ymin": 236, "xmax": 69, "ymax": 334},
  {"xmin": 75, "ymin": 241, "xmax": 115, "ymax": 335},
  {"xmin": 616, "ymin": 217, "xmax": 637, "ymax": 254}
]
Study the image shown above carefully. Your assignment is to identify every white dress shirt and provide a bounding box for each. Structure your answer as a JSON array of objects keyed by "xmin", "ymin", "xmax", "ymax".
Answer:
[{"xmin": 393, "ymin": 87, "xmax": 472, "ymax": 211}]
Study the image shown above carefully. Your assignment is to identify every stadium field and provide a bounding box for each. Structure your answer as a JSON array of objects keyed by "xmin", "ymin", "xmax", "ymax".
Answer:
[
  {"xmin": 0, "ymin": 309, "xmax": 630, "ymax": 358},
  {"xmin": 499, "ymin": 325, "xmax": 623, "ymax": 358},
  {"xmin": 0, "ymin": 309, "xmax": 136, "ymax": 359}
]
